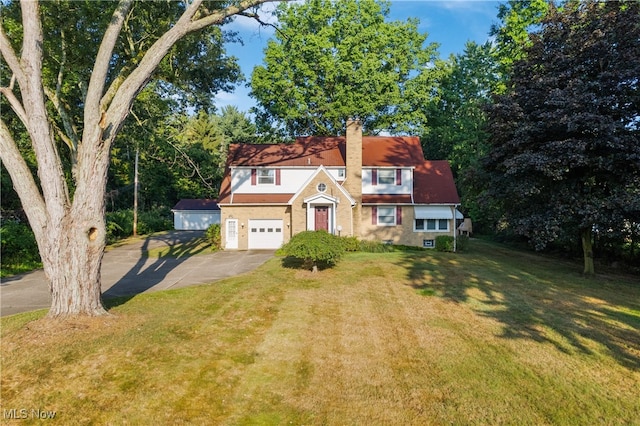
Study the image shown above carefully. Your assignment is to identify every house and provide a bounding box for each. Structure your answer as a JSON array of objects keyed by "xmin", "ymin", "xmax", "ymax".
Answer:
[
  {"xmin": 171, "ymin": 199, "xmax": 220, "ymax": 231},
  {"xmin": 217, "ymin": 119, "xmax": 460, "ymax": 250}
]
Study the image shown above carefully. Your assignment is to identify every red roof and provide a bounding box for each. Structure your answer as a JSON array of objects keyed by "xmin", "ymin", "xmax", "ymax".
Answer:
[
  {"xmin": 413, "ymin": 161, "xmax": 460, "ymax": 204},
  {"xmin": 172, "ymin": 199, "xmax": 219, "ymax": 211},
  {"xmin": 218, "ymin": 136, "xmax": 459, "ymax": 206},
  {"xmin": 227, "ymin": 138, "xmax": 345, "ymax": 167},
  {"xmin": 362, "ymin": 136, "xmax": 424, "ymax": 166}
]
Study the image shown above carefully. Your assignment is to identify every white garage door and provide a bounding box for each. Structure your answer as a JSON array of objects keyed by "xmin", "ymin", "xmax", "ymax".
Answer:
[
  {"xmin": 174, "ymin": 211, "xmax": 220, "ymax": 230},
  {"xmin": 248, "ymin": 219, "xmax": 284, "ymax": 249}
]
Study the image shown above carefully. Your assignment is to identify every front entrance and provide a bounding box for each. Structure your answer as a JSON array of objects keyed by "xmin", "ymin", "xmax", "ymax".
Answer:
[
  {"xmin": 225, "ymin": 219, "xmax": 238, "ymax": 249},
  {"xmin": 315, "ymin": 206, "xmax": 329, "ymax": 231}
]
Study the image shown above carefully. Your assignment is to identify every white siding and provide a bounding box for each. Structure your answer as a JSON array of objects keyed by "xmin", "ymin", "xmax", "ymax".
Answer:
[
  {"xmin": 173, "ymin": 210, "xmax": 221, "ymax": 230},
  {"xmin": 362, "ymin": 168, "xmax": 412, "ymax": 195},
  {"xmin": 232, "ymin": 167, "xmax": 345, "ymax": 194}
]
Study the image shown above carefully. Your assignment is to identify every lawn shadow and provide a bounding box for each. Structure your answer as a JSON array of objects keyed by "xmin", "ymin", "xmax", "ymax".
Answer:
[
  {"xmin": 103, "ymin": 231, "xmax": 209, "ymax": 309},
  {"xmin": 397, "ymin": 240, "xmax": 640, "ymax": 370}
]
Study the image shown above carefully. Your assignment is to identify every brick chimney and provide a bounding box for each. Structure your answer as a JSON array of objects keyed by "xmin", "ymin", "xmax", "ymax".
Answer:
[{"xmin": 345, "ymin": 118, "xmax": 362, "ymax": 236}]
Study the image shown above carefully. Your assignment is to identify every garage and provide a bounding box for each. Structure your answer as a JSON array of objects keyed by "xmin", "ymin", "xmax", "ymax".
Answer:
[
  {"xmin": 172, "ymin": 199, "xmax": 220, "ymax": 231},
  {"xmin": 248, "ymin": 219, "xmax": 284, "ymax": 249}
]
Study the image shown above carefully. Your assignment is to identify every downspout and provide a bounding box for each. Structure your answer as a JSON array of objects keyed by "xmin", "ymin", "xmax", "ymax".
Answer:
[{"xmin": 452, "ymin": 204, "xmax": 459, "ymax": 253}]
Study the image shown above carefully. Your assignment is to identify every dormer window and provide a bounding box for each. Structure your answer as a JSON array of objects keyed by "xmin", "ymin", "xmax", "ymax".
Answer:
[
  {"xmin": 258, "ymin": 169, "xmax": 275, "ymax": 185},
  {"xmin": 372, "ymin": 168, "xmax": 402, "ymax": 186},
  {"xmin": 251, "ymin": 168, "xmax": 281, "ymax": 185},
  {"xmin": 378, "ymin": 169, "xmax": 396, "ymax": 185}
]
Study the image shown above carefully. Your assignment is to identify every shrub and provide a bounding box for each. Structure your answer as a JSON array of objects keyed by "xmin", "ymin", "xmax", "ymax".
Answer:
[
  {"xmin": 280, "ymin": 230, "xmax": 345, "ymax": 272},
  {"xmin": 358, "ymin": 239, "xmax": 395, "ymax": 253},
  {"xmin": 106, "ymin": 210, "xmax": 134, "ymax": 242},
  {"xmin": 206, "ymin": 223, "xmax": 222, "ymax": 250},
  {"xmin": 137, "ymin": 207, "xmax": 172, "ymax": 235},
  {"xmin": 0, "ymin": 220, "xmax": 40, "ymax": 266},
  {"xmin": 340, "ymin": 236, "xmax": 360, "ymax": 252},
  {"xmin": 435, "ymin": 235, "xmax": 454, "ymax": 252},
  {"xmin": 106, "ymin": 208, "xmax": 173, "ymax": 243}
]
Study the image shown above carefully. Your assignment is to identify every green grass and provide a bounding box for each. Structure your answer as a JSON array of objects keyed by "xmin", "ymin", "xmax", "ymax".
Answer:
[{"xmin": 1, "ymin": 240, "xmax": 639, "ymax": 425}]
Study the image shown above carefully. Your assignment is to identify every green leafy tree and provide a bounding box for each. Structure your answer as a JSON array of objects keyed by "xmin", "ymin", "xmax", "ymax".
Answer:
[
  {"xmin": 490, "ymin": 0, "xmax": 550, "ymax": 83},
  {"xmin": 250, "ymin": 0, "xmax": 437, "ymax": 136},
  {"xmin": 479, "ymin": 0, "xmax": 640, "ymax": 275},
  {"xmin": 422, "ymin": 42, "xmax": 501, "ymax": 227},
  {"xmin": 0, "ymin": 0, "xmax": 279, "ymax": 317}
]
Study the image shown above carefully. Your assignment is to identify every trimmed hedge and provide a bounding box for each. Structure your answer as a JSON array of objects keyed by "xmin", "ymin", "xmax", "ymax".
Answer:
[{"xmin": 280, "ymin": 230, "xmax": 345, "ymax": 271}]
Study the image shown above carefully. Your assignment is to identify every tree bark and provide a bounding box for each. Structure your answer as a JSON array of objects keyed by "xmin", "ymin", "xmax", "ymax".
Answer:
[{"xmin": 581, "ymin": 227, "xmax": 595, "ymax": 276}]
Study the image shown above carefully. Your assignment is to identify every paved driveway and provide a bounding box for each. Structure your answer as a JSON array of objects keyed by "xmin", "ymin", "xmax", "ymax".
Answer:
[{"xmin": 0, "ymin": 231, "xmax": 274, "ymax": 317}]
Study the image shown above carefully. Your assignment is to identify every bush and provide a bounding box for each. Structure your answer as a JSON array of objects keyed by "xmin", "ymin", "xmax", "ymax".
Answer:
[
  {"xmin": 457, "ymin": 234, "xmax": 469, "ymax": 252},
  {"xmin": 280, "ymin": 230, "xmax": 345, "ymax": 271},
  {"xmin": 137, "ymin": 207, "xmax": 172, "ymax": 235},
  {"xmin": 435, "ymin": 235, "xmax": 455, "ymax": 252},
  {"xmin": 106, "ymin": 210, "xmax": 134, "ymax": 242},
  {"xmin": 206, "ymin": 223, "xmax": 222, "ymax": 250},
  {"xmin": 0, "ymin": 220, "xmax": 40, "ymax": 266},
  {"xmin": 106, "ymin": 208, "xmax": 173, "ymax": 243},
  {"xmin": 340, "ymin": 236, "xmax": 360, "ymax": 252},
  {"xmin": 358, "ymin": 239, "xmax": 395, "ymax": 253}
]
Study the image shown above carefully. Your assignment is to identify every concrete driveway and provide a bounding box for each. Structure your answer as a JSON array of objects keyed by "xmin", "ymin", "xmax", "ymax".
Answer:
[{"xmin": 0, "ymin": 231, "xmax": 274, "ymax": 317}]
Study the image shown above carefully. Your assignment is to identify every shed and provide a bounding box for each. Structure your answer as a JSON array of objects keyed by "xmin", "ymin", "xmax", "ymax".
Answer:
[{"xmin": 171, "ymin": 199, "xmax": 220, "ymax": 230}]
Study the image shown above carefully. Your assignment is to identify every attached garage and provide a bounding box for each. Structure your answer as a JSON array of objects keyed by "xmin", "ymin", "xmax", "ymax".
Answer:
[
  {"xmin": 172, "ymin": 199, "xmax": 220, "ymax": 231},
  {"xmin": 248, "ymin": 219, "xmax": 284, "ymax": 249}
]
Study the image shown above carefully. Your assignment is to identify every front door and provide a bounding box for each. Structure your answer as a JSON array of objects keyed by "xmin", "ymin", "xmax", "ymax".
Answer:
[
  {"xmin": 226, "ymin": 219, "xmax": 238, "ymax": 249},
  {"xmin": 315, "ymin": 206, "xmax": 329, "ymax": 231}
]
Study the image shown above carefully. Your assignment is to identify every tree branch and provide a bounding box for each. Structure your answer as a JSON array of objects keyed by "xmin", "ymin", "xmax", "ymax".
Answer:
[
  {"xmin": 0, "ymin": 86, "xmax": 28, "ymax": 127},
  {"xmin": 237, "ymin": 10, "xmax": 289, "ymax": 41},
  {"xmin": 0, "ymin": 25, "xmax": 26, "ymax": 87},
  {"xmin": 85, "ymin": 0, "xmax": 134, "ymax": 128},
  {"xmin": 0, "ymin": 119, "xmax": 47, "ymax": 238}
]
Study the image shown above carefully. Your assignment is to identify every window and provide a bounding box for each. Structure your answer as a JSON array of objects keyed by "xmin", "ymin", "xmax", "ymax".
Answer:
[
  {"xmin": 337, "ymin": 169, "xmax": 345, "ymax": 178},
  {"xmin": 377, "ymin": 207, "xmax": 396, "ymax": 225},
  {"xmin": 258, "ymin": 169, "xmax": 274, "ymax": 185},
  {"xmin": 317, "ymin": 183, "xmax": 327, "ymax": 192},
  {"xmin": 415, "ymin": 219, "xmax": 449, "ymax": 232},
  {"xmin": 423, "ymin": 239, "xmax": 435, "ymax": 248},
  {"xmin": 378, "ymin": 169, "xmax": 395, "ymax": 185}
]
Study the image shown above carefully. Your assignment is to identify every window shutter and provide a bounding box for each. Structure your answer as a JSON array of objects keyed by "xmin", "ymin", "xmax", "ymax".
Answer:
[
  {"xmin": 372, "ymin": 206, "xmax": 377, "ymax": 225},
  {"xmin": 396, "ymin": 169, "xmax": 402, "ymax": 185},
  {"xmin": 396, "ymin": 206, "xmax": 402, "ymax": 225},
  {"xmin": 275, "ymin": 169, "xmax": 281, "ymax": 186},
  {"xmin": 372, "ymin": 169, "xmax": 378, "ymax": 186},
  {"xmin": 251, "ymin": 168, "xmax": 256, "ymax": 185}
]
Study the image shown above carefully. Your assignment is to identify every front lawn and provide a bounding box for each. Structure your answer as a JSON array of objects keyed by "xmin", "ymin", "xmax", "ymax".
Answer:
[{"xmin": 1, "ymin": 240, "xmax": 638, "ymax": 424}]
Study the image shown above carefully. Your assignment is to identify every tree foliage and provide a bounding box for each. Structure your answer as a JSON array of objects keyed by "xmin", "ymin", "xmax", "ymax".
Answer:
[
  {"xmin": 478, "ymin": 0, "xmax": 640, "ymax": 274},
  {"xmin": 250, "ymin": 0, "xmax": 436, "ymax": 136},
  {"xmin": 490, "ymin": 0, "xmax": 549, "ymax": 81}
]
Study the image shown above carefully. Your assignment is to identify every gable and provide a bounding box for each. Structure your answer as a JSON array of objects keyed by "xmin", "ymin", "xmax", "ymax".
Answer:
[{"xmin": 289, "ymin": 165, "xmax": 355, "ymax": 206}]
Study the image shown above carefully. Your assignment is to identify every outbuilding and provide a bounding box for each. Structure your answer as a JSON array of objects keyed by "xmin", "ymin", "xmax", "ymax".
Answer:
[{"xmin": 171, "ymin": 199, "xmax": 220, "ymax": 231}]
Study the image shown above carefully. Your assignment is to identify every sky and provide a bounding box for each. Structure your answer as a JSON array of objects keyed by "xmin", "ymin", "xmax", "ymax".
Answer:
[{"xmin": 215, "ymin": 0, "xmax": 501, "ymax": 113}]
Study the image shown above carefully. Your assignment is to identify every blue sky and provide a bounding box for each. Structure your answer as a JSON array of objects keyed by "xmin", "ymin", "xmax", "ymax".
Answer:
[{"xmin": 216, "ymin": 0, "xmax": 501, "ymax": 113}]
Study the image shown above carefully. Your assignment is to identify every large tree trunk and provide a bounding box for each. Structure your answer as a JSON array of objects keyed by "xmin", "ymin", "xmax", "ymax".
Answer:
[
  {"xmin": 581, "ymin": 227, "xmax": 595, "ymax": 276},
  {"xmin": 44, "ymin": 215, "xmax": 107, "ymax": 317}
]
